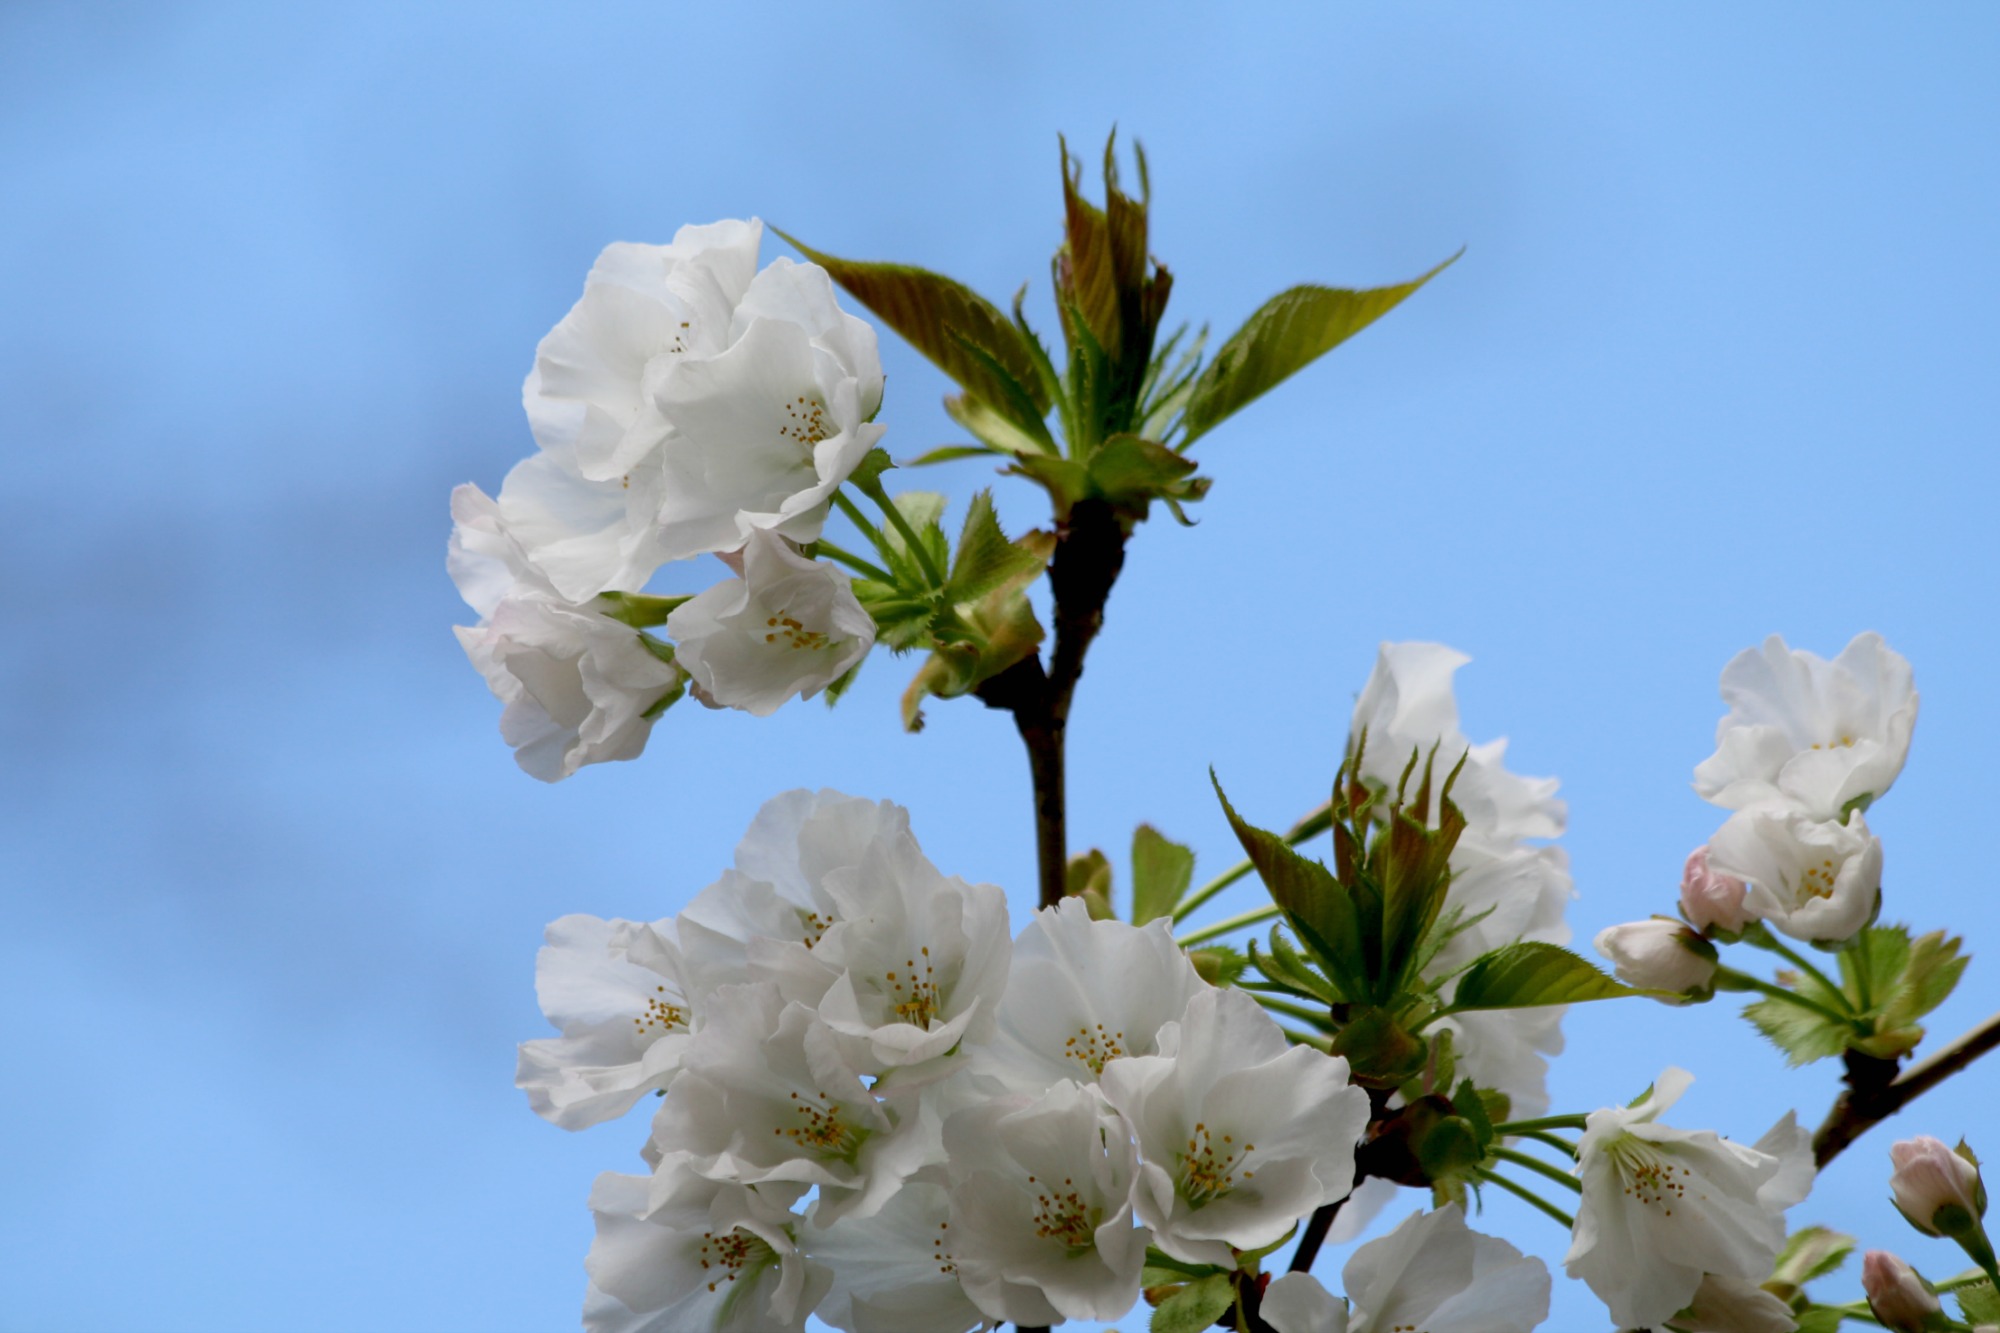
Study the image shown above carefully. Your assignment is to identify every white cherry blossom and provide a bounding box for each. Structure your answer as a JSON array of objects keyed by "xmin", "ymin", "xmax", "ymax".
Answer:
[
  {"xmin": 648, "ymin": 983, "xmax": 927, "ymax": 1223},
  {"xmin": 667, "ymin": 530, "xmax": 874, "ymax": 717},
  {"xmin": 1566, "ymin": 1068, "xmax": 1814, "ymax": 1328},
  {"xmin": 1707, "ymin": 806, "xmax": 1882, "ymax": 946},
  {"xmin": 1667, "ymin": 1274, "xmax": 1800, "ymax": 1333},
  {"xmin": 649, "ymin": 258, "xmax": 886, "ymax": 559},
  {"xmin": 804, "ymin": 1180, "xmax": 988, "ymax": 1333},
  {"xmin": 584, "ymin": 1165, "xmax": 827, "ymax": 1333},
  {"xmin": 1263, "ymin": 1204, "xmax": 1550, "ymax": 1333},
  {"xmin": 1098, "ymin": 987, "xmax": 1369, "ymax": 1268},
  {"xmin": 450, "ymin": 484, "xmax": 683, "ymax": 780},
  {"xmin": 970, "ymin": 898, "xmax": 1204, "ymax": 1095},
  {"xmin": 515, "ymin": 914, "xmax": 694, "ymax": 1130},
  {"xmin": 1694, "ymin": 632, "xmax": 1918, "ymax": 820},
  {"xmin": 943, "ymin": 1080, "xmax": 1148, "ymax": 1326}
]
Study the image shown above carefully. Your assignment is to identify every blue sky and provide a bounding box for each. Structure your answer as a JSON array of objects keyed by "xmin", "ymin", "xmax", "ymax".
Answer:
[{"xmin": 3, "ymin": 4, "xmax": 1997, "ymax": 1329}]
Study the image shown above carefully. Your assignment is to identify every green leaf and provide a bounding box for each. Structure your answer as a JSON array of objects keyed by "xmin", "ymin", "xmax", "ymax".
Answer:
[
  {"xmin": 1251, "ymin": 927, "xmax": 1345, "ymax": 1007},
  {"xmin": 1214, "ymin": 773, "xmax": 1369, "ymax": 990},
  {"xmin": 1790, "ymin": 1309, "xmax": 1844, "ymax": 1333},
  {"xmin": 1842, "ymin": 924, "xmax": 1913, "ymax": 1010},
  {"xmin": 594, "ymin": 591, "xmax": 692, "ymax": 629},
  {"xmin": 1088, "ymin": 433, "xmax": 1210, "ymax": 522},
  {"xmin": 1881, "ymin": 928, "xmax": 1968, "ymax": 1029},
  {"xmin": 1186, "ymin": 943, "xmax": 1248, "ymax": 987},
  {"xmin": 1005, "ymin": 453, "xmax": 1093, "ymax": 516},
  {"xmin": 899, "ymin": 586, "xmax": 1044, "ymax": 732},
  {"xmin": 1743, "ymin": 996, "xmax": 1853, "ymax": 1067},
  {"xmin": 1131, "ymin": 823, "xmax": 1195, "ymax": 925},
  {"xmin": 879, "ymin": 491, "xmax": 949, "ymax": 583},
  {"xmin": 940, "ymin": 393, "xmax": 1047, "ymax": 459},
  {"xmin": 1181, "ymin": 253, "xmax": 1460, "ymax": 444},
  {"xmin": 771, "ymin": 229, "xmax": 1053, "ymax": 437},
  {"xmin": 1149, "ymin": 1272, "xmax": 1236, "ymax": 1333},
  {"xmin": 1066, "ymin": 848, "xmax": 1116, "ymax": 921},
  {"xmin": 944, "ymin": 491, "xmax": 1047, "ymax": 607},
  {"xmin": 900, "ymin": 442, "xmax": 1000, "ymax": 468},
  {"xmin": 1959, "ymin": 1279, "xmax": 2000, "ymax": 1324},
  {"xmin": 1448, "ymin": 942, "xmax": 1643, "ymax": 1012},
  {"xmin": 1772, "ymin": 1225, "xmax": 1855, "ymax": 1290}
]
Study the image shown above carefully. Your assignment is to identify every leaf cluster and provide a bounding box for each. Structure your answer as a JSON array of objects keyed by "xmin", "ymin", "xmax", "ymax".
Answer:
[{"xmin": 1742, "ymin": 923, "xmax": 1967, "ymax": 1067}]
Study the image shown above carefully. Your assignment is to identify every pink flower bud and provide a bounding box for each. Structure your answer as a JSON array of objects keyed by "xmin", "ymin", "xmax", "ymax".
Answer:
[
  {"xmin": 1862, "ymin": 1250, "xmax": 1940, "ymax": 1331},
  {"xmin": 1891, "ymin": 1136, "xmax": 1986, "ymax": 1236},
  {"xmin": 1680, "ymin": 845, "xmax": 1752, "ymax": 934},
  {"xmin": 1592, "ymin": 918, "xmax": 1718, "ymax": 999}
]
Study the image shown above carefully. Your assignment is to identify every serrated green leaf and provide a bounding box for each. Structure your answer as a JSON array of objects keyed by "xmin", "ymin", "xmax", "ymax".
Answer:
[
  {"xmin": 1131, "ymin": 823, "xmax": 1195, "ymax": 925},
  {"xmin": 1088, "ymin": 433, "xmax": 1208, "ymax": 521},
  {"xmin": 1842, "ymin": 924, "xmax": 1912, "ymax": 1011},
  {"xmin": 1150, "ymin": 1272, "xmax": 1235, "ymax": 1333},
  {"xmin": 1066, "ymin": 848, "xmax": 1116, "ymax": 921},
  {"xmin": 772, "ymin": 230, "xmax": 1053, "ymax": 436},
  {"xmin": 1005, "ymin": 453, "xmax": 1093, "ymax": 516},
  {"xmin": 1744, "ymin": 997, "xmax": 1853, "ymax": 1067},
  {"xmin": 1790, "ymin": 1309, "xmax": 1844, "ymax": 1333},
  {"xmin": 1214, "ymin": 773, "xmax": 1369, "ymax": 991},
  {"xmin": 944, "ymin": 491, "xmax": 1047, "ymax": 607},
  {"xmin": 1448, "ymin": 942, "xmax": 1642, "ymax": 1012},
  {"xmin": 1772, "ymin": 1225, "xmax": 1855, "ymax": 1289},
  {"xmin": 1181, "ymin": 254, "xmax": 1459, "ymax": 444},
  {"xmin": 1959, "ymin": 1278, "xmax": 2000, "ymax": 1323},
  {"xmin": 1882, "ymin": 929, "xmax": 1968, "ymax": 1029}
]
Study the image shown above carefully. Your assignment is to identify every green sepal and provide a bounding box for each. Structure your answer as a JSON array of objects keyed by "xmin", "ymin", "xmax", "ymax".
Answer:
[
  {"xmin": 1147, "ymin": 1272, "xmax": 1235, "ymax": 1333},
  {"xmin": 595, "ymin": 591, "xmax": 692, "ymax": 628},
  {"xmin": 1330, "ymin": 1005, "xmax": 1429, "ymax": 1089},
  {"xmin": 771, "ymin": 230, "xmax": 1053, "ymax": 438},
  {"xmin": 1131, "ymin": 823, "xmax": 1195, "ymax": 925},
  {"xmin": 846, "ymin": 446, "xmax": 897, "ymax": 493},
  {"xmin": 1180, "ymin": 253, "xmax": 1460, "ymax": 444},
  {"xmin": 1447, "ymin": 941, "xmax": 1644, "ymax": 1012}
]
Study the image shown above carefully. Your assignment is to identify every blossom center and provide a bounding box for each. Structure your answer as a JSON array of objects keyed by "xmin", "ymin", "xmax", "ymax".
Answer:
[
  {"xmin": 694, "ymin": 1225, "xmax": 774, "ymax": 1294},
  {"xmin": 1808, "ymin": 735, "xmax": 1857, "ymax": 750},
  {"xmin": 796, "ymin": 908, "xmax": 833, "ymax": 950},
  {"xmin": 1062, "ymin": 1023, "xmax": 1128, "ymax": 1076},
  {"xmin": 779, "ymin": 394, "xmax": 834, "ymax": 454},
  {"xmin": 1607, "ymin": 1135, "xmax": 1694, "ymax": 1215},
  {"xmin": 776, "ymin": 1090, "xmax": 862, "ymax": 1159},
  {"xmin": 762, "ymin": 610, "xmax": 830, "ymax": 652},
  {"xmin": 931, "ymin": 1218, "xmax": 958, "ymax": 1277},
  {"xmin": 1025, "ymin": 1173, "xmax": 1098, "ymax": 1250},
  {"xmin": 631, "ymin": 984, "xmax": 688, "ymax": 1038},
  {"xmin": 1796, "ymin": 856, "xmax": 1841, "ymax": 901},
  {"xmin": 1177, "ymin": 1122, "xmax": 1255, "ymax": 1206},
  {"xmin": 882, "ymin": 947, "xmax": 943, "ymax": 1027}
]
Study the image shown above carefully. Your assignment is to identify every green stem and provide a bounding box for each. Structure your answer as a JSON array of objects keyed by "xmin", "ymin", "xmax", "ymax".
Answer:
[
  {"xmin": 1721, "ymin": 967, "xmax": 1862, "ymax": 1029},
  {"xmin": 1820, "ymin": 1303, "xmax": 1885, "ymax": 1326},
  {"xmin": 854, "ymin": 479, "xmax": 945, "ymax": 588},
  {"xmin": 1513, "ymin": 1129, "xmax": 1580, "ymax": 1158},
  {"xmin": 1176, "ymin": 904, "xmax": 1279, "ymax": 948},
  {"xmin": 1172, "ymin": 804, "xmax": 1333, "ymax": 924},
  {"xmin": 1493, "ymin": 1114, "xmax": 1589, "ymax": 1135},
  {"xmin": 1748, "ymin": 927, "xmax": 1850, "ymax": 1011},
  {"xmin": 831, "ymin": 489, "xmax": 894, "ymax": 562},
  {"xmin": 1475, "ymin": 1168, "xmax": 1576, "ymax": 1229},
  {"xmin": 1851, "ymin": 939, "xmax": 1877, "ymax": 1014},
  {"xmin": 812, "ymin": 537, "xmax": 896, "ymax": 585},
  {"xmin": 1492, "ymin": 1146, "xmax": 1582, "ymax": 1193},
  {"xmin": 1253, "ymin": 994, "xmax": 1332, "ymax": 1029}
]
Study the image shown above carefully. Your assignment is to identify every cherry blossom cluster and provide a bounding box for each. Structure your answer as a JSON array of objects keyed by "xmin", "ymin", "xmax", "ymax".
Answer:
[
  {"xmin": 1596, "ymin": 633, "xmax": 1919, "ymax": 1000},
  {"xmin": 450, "ymin": 221, "xmax": 883, "ymax": 781},
  {"xmin": 518, "ymin": 789, "xmax": 1556, "ymax": 1331}
]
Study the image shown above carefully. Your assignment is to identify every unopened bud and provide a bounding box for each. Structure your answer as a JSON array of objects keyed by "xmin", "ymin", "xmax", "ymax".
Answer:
[
  {"xmin": 1862, "ymin": 1250, "xmax": 1940, "ymax": 1331},
  {"xmin": 1594, "ymin": 918, "xmax": 1718, "ymax": 1001},
  {"xmin": 1680, "ymin": 845, "xmax": 1752, "ymax": 936},
  {"xmin": 1890, "ymin": 1136, "xmax": 1986, "ymax": 1237}
]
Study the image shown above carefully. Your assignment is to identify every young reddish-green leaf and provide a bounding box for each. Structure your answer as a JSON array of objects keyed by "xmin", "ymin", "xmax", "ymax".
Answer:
[
  {"xmin": 1181, "ymin": 253, "xmax": 1459, "ymax": 444},
  {"xmin": 1214, "ymin": 773, "xmax": 1368, "ymax": 989}
]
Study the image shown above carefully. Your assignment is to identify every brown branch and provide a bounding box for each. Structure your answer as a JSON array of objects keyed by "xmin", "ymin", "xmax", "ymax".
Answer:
[
  {"xmin": 1813, "ymin": 1010, "xmax": 2000, "ymax": 1167},
  {"xmin": 975, "ymin": 499, "xmax": 1131, "ymax": 910}
]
